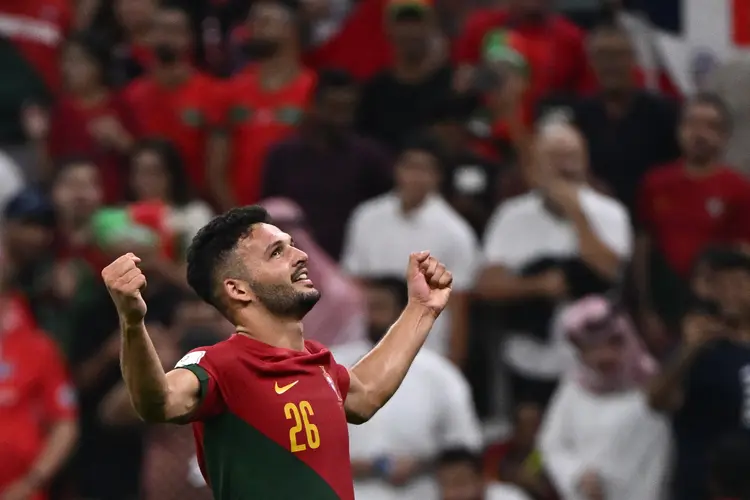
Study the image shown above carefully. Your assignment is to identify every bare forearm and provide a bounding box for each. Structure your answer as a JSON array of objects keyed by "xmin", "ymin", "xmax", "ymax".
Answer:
[
  {"xmin": 571, "ymin": 210, "xmax": 621, "ymax": 281},
  {"xmin": 119, "ymin": 320, "xmax": 170, "ymax": 421},
  {"xmin": 26, "ymin": 420, "xmax": 78, "ymax": 487},
  {"xmin": 351, "ymin": 303, "xmax": 436, "ymax": 414}
]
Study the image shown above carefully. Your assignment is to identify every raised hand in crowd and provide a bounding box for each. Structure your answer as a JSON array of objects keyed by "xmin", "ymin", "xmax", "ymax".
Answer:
[{"xmin": 88, "ymin": 115, "xmax": 134, "ymax": 153}]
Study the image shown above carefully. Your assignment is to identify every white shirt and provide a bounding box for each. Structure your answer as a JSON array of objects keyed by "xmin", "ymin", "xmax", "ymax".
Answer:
[
  {"xmin": 341, "ymin": 193, "xmax": 479, "ymax": 355},
  {"xmin": 486, "ymin": 482, "xmax": 534, "ymax": 500},
  {"xmin": 538, "ymin": 378, "xmax": 672, "ymax": 500},
  {"xmin": 0, "ymin": 150, "xmax": 24, "ymax": 213},
  {"xmin": 482, "ymin": 188, "xmax": 632, "ymax": 379},
  {"xmin": 333, "ymin": 340, "xmax": 483, "ymax": 500}
]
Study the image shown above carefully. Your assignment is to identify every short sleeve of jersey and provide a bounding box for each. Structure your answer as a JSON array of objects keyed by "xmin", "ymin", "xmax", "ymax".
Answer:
[
  {"xmin": 332, "ymin": 361, "xmax": 351, "ymax": 403},
  {"xmin": 37, "ymin": 335, "xmax": 77, "ymax": 421},
  {"xmin": 174, "ymin": 348, "xmax": 226, "ymax": 421}
]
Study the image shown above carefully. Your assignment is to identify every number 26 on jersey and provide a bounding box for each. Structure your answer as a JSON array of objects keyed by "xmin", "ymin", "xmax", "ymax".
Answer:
[{"xmin": 285, "ymin": 401, "xmax": 320, "ymax": 452}]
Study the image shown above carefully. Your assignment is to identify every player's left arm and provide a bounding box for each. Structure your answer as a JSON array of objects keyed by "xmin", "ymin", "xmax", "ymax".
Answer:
[{"xmin": 344, "ymin": 252, "xmax": 452, "ymax": 424}]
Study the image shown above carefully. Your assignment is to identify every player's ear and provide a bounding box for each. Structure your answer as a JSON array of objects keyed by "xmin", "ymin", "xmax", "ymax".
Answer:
[{"xmin": 223, "ymin": 278, "xmax": 255, "ymax": 304}]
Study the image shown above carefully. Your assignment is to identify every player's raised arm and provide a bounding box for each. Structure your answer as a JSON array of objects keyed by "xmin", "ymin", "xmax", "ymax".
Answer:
[
  {"xmin": 102, "ymin": 253, "xmax": 201, "ymax": 423},
  {"xmin": 345, "ymin": 251, "xmax": 452, "ymax": 424}
]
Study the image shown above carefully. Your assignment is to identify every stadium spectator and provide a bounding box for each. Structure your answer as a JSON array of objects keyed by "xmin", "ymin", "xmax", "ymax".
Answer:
[
  {"xmin": 539, "ymin": 296, "xmax": 671, "ymax": 500},
  {"xmin": 0, "ymin": 0, "xmax": 71, "ymax": 171},
  {"xmin": 540, "ymin": 24, "xmax": 680, "ymax": 213},
  {"xmin": 3, "ymin": 186, "xmax": 96, "ymax": 354},
  {"xmin": 454, "ymin": 0, "xmax": 589, "ymax": 107},
  {"xmin": 262, "ymin": 197, "xmax": 367, "ymax": 346},
  {"xmin": 428, "ymin": 95, "xmax": 510, "ymax": 236},
  {"xmin": 356, "ymin": 0, "xmax": 452, "ymax": 152},
  {"xmin": 128, "ymin": 139, "xmax": 214, "ymax": 252},
  {"xmin": 0, "ymin": 285, "xmax": 79, "ymax": 500},
  {"xmin": 109, "ymin": 0, "xmax": 158, "ymax": 86},
  {"xmin": 634, "ymin": 94, "xmax": 750, "ymax": 347},
  {"xmin": 341, "ymin": 134, "xmax": 478, "ymax": 363},
  {"xmin": 648, "ymin": 250, "xmax": 750, "ymax": 500},
  {"xmin": 437, "ymin": 448, "xmax": 532, "ymax": 500},
  {"xmin": 68, "ymin": 216, "xmax": 187, "ymax": 500},
  {"xmin": 333, "ymin": 277, "xmax": 482, "ymax": 500},
  {"xmin": 708, "ymin": 431, "xmax": 750, "ymax": 500},
  {"xmin": 43, "ymin": 31, "xmax": 137, "ymax": 203},
  {"xmin": 706, "ymin": 51, "xmax": 750, "ymax": 176},
  {"xmin": 209, "ymin": 0, "xmax": 316, "ymax": 211},
  {"xmin": 261, "ymin": 69, "xmax": 391, "ymax": 260},
  {"xmin": 0, "ymin": 150, "xmax": 25, "ymax": 211},
  {"xmin": 482, "ymin": 404, "xmax": 552, "ymax": 499},
  {"xmin": 476, "ymin": 122, "xmax": 631, "ymax": 408},
  {"xmin": 123, "ymin": 6, "xmax": 220, "ymax": 196}
]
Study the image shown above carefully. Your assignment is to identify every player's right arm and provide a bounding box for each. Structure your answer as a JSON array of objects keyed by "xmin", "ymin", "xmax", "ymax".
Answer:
[{"xmin": 102, "ymin": 253, "xmax": 202, "ymax": 423}]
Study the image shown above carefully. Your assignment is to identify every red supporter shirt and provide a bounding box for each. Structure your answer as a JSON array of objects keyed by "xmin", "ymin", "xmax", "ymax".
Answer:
[
  {"xmin": 0, "ymin": 300, "xmax": 77, "ymax": 499},
  {"xmin": 221, "ymin": 67, "xmax": 316, "ymax": 205},
  {"xmin": 123, "ymin": 72, "xmax": 221, "ymax": 193},
  {"xmin": 455, "ymin": 9, "xmax": 589, "ymax": 98},
  {"xmin": 0, "ymin": 0, "xmax": 71, "ymax": 91},
  {"xmin": 47, "ymin": 93, "xmax": 139, "ymax": 203},
  {"xmin": 176, "ymin": 335, "xmax": 354, "ymax": 499},
  {"xmin": 637, "ymin": 163, "xmax": 750, "ymax": 276}
]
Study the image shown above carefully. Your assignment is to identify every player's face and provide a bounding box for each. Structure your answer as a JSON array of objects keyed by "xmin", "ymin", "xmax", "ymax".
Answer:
[
  {"xmin": 233, "ymin": 223, "xmax": 321, "ymax": 319},
  {"xmin": 437, "ymin": 463, "xmax": 484, "ymax": 500},
  {"xmin": 679, "ymin": 103, "xmax": 727, "ymax": 164}
]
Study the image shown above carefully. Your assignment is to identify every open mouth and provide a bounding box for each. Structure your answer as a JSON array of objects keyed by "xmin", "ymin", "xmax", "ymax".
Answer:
[{"xmin": 292, "ymin": 269, "xmax": 310, "ymax": 283}]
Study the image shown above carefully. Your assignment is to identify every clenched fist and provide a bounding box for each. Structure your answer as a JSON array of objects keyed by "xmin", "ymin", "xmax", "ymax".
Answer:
[
  {"xmin": 102, "ymin": 253, "xmax": 148, "ymax": 324},
  {"xmin": 406, "ymin": 251, "xmax": 453, "ymax": 316}
]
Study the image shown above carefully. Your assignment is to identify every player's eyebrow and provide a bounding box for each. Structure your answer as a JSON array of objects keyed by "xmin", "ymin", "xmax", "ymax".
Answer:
[{"xmin": 264, "ymin": 236, "xmax": 293, "ymax": 257}]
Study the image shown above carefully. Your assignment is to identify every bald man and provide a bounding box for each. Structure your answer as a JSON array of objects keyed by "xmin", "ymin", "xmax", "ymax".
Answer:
[{"xmin": 475, "ymin": 119, "xmax": 632, "ymax": 407}]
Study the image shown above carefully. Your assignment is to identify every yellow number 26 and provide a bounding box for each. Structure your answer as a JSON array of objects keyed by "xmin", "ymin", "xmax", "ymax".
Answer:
[{"xmin": 284, "ymin": 401, "xmax": 320, "ymax": 452}]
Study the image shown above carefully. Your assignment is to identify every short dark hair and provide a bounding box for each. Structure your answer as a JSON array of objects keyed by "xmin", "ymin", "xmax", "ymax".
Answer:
[
  {"xmin": 314, "ymin": 69, "xmax": 357, "ymax": 101},
  {"xmin": 683, "ymin": 92, "xmax": 733, "ymax": 133},
  {"xmin": 710, "ymin": 431, "xmax": 750, "ymax": 498},
  {"xmin": 367, "ymin": 277, "xmax": 409, "ymax": 309},
  {"xmin": 186, "ymin": 206, "xmax": 271, "ymax": 310},
  {"xmin": 436, "ymin": 447, "xmax": 482, "ymax": 473},
  {"xmin": 399, "ymin": 131, "xmax": 446, "ymax": 170}
]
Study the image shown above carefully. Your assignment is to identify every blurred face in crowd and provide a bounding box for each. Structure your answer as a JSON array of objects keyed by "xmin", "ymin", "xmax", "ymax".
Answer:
[
  {"xmin": 534, "ymin": 124, "xmax": 587, "ymax": 184},
  {"xmin": 388, "ymin": 9, "xmax": 433, "ymax": 64},
  {"xmin": 691, "ymin": 261, "xmax": 717, "ymax": 301},
  {"xmin": 223, "ymin": 223, "xmax": 320, "ymax": 319},
  {"xmin": 173, "ymin": 299, "xmax": 231, "ymax": 349},
  {"xmin": 714, "ymin": 268, "xmax": 750, "ymax": 326},
  {"xmin": 150, "ymin": 8, "xmax": 191, "ymax": 64},
  {"xmin": 679, "ymin": 101, "xmax": 728, "ymax": 165},
  {"xmin": 395, "ymin": 149, "xmax": 441, "ymax": 206},
  {"xmin": 579, "ymin": 333, "xmax": 626, "ymax": 379},
  {"xmin": 588, "ymin": 28, "xmax": 634, "ymax": 94},
  {"xmin": 52, "ymin": 162, "xmax": 103, "ymax": 226},
  {"xmin": 130, "ymin": 148, "xmax": 171, "ymax": 202},
  {"xmin": 513, "ymin": 403, "xmax": 541, "ymax": 449},
  {"xmin": 311, "ymin": 85, "xmax": 359, "ymax": 138},
  {"xmin": 366, "ymin": 285, "xmax": 402, "ymax": 343},
  {"xmin": 245, "ymin": 1, "xmax": 295, "ymax": 60},
  {"xmin": 431, "ymin": 119, "xmax": 466, "ymax": 155},
  {"xmin": 437, "ymin": 461, "xmax": 484, "ymax": 500},
  {"xmin": 3, "ymin": 221, "xmax": 54, "ymax": 264},
  {"xmin": 61, "ymin": 41, "xmax": 101, "ymax": 94},
  {"xmin": 115, "ymin": 0, "xmax": 157, "ymax": 35}
]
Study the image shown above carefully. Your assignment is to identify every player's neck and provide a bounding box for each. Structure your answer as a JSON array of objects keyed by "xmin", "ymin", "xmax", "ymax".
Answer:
[{"xmin": 235, "ymin": 313, "xmax": 305, "ymax": 352}]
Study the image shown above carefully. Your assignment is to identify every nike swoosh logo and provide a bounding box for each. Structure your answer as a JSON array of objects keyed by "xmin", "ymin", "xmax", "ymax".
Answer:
[{"xmin": 275, "ymin": 380, "xmax": 299, "ymax": 395}]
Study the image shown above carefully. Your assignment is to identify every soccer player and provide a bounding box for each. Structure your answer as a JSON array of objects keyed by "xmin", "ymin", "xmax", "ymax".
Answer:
[{"xmin": 101, "ymin": 205, "xmax": 454, "ymax": 500}]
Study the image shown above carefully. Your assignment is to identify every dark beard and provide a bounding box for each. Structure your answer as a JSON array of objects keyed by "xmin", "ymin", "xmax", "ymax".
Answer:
[{"xmin": 252, "ymin": 281, "xmax": 321, "ymax": 319}]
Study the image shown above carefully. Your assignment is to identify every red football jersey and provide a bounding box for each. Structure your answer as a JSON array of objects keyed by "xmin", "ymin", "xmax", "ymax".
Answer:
[{"xmin": 175, "ymin": 334, "xmax": 354, "ymax": 500}]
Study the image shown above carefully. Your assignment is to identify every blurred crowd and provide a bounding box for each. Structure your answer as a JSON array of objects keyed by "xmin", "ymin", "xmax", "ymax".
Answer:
[{"xmin": 2, "ymin": 0, "xmax": 750, "ymax": 499}]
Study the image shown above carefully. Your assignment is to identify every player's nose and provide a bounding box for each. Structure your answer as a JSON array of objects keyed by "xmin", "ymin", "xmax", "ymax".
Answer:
[{"xmin": 292, "ymin": 247, "xmax": 308, "ymax": 265}]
